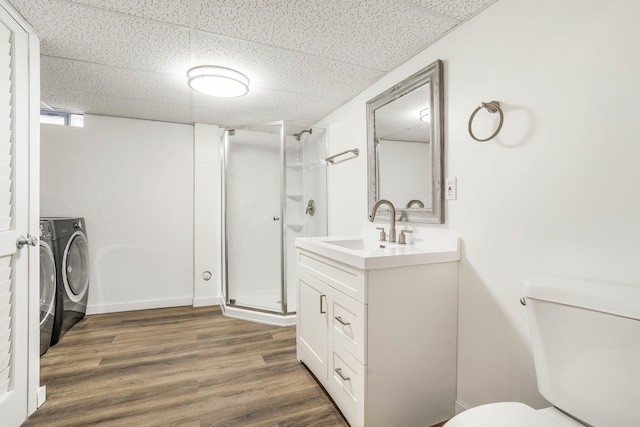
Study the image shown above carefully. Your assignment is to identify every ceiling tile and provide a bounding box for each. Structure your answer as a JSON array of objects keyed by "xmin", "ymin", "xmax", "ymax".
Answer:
[
  {"xmin": 192, "ymin": 107, "xmax": 286, "ymax": 128},
  {"xmin": 10, "ymin": 0, "xmax": 497, "ymax": 126},
  {"xmin": 194, "ymin": 0, "xmax": 454, "ymax": 71},
  {"xmin": 67, "ymin": 0, "xmax": 190, "ymax": 26},
  {"xmin": 11, "ymin": 0, "xmax": 190, "ymax": 74},
  {"xmin": 41, "ymin": 56, "xmax": 191, "ymax": 106},
  {"xmin": 191, "ymin": 87, "xmax": 342, "ymax": 124},
  {"xmin": 42, "ymin": 87, "xmax": 193, "ymax": 124},
  {"xmin": 193, "ymin": 31, "xmax": 384, "ymax": 100},
  {"xmin": 403, "ymin": 0, "xmax": 497, "ymax": 21}
]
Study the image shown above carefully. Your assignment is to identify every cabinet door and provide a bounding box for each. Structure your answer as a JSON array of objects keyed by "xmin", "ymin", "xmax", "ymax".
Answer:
[{"xmin": 297, "ymin": 271, "xmax": 328, "ymax": 380}]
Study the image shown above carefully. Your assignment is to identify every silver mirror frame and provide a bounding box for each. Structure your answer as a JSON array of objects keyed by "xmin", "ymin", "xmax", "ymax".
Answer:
[{"xmin": 366, "ymin": 59, "xmax": 444, "ymax": 224}]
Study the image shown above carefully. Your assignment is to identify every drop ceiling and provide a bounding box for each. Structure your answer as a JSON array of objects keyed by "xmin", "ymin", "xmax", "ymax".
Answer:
[{"xmin": 8, "ymin": 0, "xmax": 497, "ymax": 128}]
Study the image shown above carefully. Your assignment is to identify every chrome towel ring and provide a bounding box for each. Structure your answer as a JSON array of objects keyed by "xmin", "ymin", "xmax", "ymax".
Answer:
[{"xmin": 468, "ymin": 101, "xmax": 504, "ymax": 142}]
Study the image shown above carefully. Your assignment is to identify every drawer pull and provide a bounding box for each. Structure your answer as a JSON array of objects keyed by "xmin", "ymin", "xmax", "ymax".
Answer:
[
  {"xmin": 334, "ymin": 316, "xmax": 351, "ymax": 326},
  {"xmin": 320, "ymin": 294, "xmax": 327, "ymax": 314},
  {"xmin": 334, "ymin": 368, "xmax": 351, "ymax": 382}
]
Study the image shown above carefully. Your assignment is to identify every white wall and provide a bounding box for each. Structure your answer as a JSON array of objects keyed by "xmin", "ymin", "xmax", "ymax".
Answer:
[
  {"xmin": 193, "ymin": 123, "xmax": 221, "ymax": 307},
  {"xmin": 41, "ymin": 115, "xmax": 195, "ymax": 313},
  {"xmin": 317, "ymin": 0, "xmax": 640, "ymax": 411}
]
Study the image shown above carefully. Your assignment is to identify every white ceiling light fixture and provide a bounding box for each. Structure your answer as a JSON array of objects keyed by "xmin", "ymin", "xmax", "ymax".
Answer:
[{"xmin": 187, "ymin": 66, "xmax": 250, "ymax": 98}]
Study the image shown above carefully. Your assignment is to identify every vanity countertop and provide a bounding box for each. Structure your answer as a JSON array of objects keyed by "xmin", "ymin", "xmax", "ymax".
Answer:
[{"xmin": 295, "ymin": 234, "xmax": 460, "ymax": 270}]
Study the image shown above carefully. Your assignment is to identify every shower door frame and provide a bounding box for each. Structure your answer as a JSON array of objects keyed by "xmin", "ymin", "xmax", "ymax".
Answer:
[{"xmin": 222, "ymin": 121, "xmax": 289, "ymax": 315}]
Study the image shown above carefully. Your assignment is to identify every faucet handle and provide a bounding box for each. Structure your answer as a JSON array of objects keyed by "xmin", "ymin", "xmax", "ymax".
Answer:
[
  {"xmin": 375, "ymin": 227, "xmax": 387, "ymax": 242},
  {"xmin": 398, "ymin": 229, "xmax": 413, "ymax": 245}
]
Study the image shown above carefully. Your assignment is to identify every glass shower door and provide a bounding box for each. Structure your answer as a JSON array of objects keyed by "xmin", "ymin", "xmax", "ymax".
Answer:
[{"xmin": 224, "ymin": 127, "xmax": 283, "ymax": 313}]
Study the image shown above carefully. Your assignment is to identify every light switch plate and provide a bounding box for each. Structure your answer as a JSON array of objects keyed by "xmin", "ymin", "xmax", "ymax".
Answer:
[{"xmin": 446, "ymin": 177, "xmax": 457, "ymax": 200}]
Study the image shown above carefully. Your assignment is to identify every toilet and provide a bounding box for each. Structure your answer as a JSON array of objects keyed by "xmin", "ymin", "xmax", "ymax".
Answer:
[{"xmin": 445, "ymin": 276, "xmax": 640, "ymax": 427}]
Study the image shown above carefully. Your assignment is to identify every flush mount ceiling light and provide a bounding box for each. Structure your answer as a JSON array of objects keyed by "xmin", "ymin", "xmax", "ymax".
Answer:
[{"xmin": 187, "ymin": 66, "xmax": 250, "ymax": 98}]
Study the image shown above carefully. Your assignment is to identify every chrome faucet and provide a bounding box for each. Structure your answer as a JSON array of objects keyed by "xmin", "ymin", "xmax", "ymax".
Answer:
[
  {"xmin": 406, "ymin": 199, "xmax": 424, "ymax": 208},
  {"xmin": 369, "ymin": 199, "xmax": 397, "ymax": 243}
]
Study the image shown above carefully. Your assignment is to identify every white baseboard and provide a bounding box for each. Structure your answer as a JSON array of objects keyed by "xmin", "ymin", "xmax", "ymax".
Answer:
[
  {"xmin": 86, "ymin": 297, "xmax": 193, "ymax": 315},
  {"xmin": 454, "ymin": 400, "xmax": 469, "ymax": 415},
  {"xmin": 37, "ymin": 386, "xmax": 46, "ymax": 408},
  {"xmin": 192, "ymin": 296, "xmax": 222, "ymax": 307}
]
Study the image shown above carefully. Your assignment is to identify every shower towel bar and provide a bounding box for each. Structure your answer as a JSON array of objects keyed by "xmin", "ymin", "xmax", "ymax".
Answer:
[{"xmin": 325, "ymin": 148, "xmax": 359, "ymax": 164}]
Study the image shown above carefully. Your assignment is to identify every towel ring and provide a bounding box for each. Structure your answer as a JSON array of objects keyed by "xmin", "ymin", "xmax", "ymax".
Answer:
[{"xmin": 468, "ymin": 101, "xmax": 504, "ymax": 142}]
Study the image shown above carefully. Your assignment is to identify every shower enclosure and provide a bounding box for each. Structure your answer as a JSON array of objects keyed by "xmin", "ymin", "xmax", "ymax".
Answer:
[{"xmin": 222, "ymin": 121, "xmax": 327, "ymax": 325}]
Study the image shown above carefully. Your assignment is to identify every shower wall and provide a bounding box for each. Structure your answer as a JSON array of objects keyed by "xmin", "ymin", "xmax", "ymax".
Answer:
[
  {"xmin": 303, "ymin": 128, "xmax": 328, "ymax": 237},
  {"xmin": 284, "ymin": 134, "xmax": 301, "ymax": 313},
  {"xmin": 284, "ymin": 127, "xmax": 327, "ymax": 313}
]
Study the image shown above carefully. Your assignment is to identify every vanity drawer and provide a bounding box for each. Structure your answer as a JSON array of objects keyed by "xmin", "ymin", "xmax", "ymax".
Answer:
[
  {"xmin": 329, "ymin": 340, "xmax": 365, "ymax": 427},
  {"xmin": 331, "ymin": 288, "xmax": 367, "ymax": 364},
  {"xmin": 298, "ymin": 249, "xmax": 366, "ymax": 303}
]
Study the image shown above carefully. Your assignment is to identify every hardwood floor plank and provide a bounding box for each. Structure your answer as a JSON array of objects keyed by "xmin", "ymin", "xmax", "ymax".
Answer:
[{"xmin": 24, "ymin": 306, "xmax": 349, "ymax": 427}]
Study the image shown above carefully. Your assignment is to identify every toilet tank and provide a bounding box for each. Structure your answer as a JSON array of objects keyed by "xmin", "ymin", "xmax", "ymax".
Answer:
[{"xmin": 523, "ymin": 276, "xmax": 640, "ymax": 427}]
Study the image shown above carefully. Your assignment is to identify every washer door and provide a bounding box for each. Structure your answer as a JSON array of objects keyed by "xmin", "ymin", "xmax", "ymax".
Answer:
[
  {"xmin": 62, "ymin": 231, "xmax": 90, "ymax": 302},
  {"xmin": 39, "ymin": 241, "xmax": 56, "ymax": 327}
]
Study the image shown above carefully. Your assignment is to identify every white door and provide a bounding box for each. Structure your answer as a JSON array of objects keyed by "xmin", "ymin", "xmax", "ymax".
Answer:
[{"xmin": 0, "ymin": 3, "xmax": 35, "ymax": 425}]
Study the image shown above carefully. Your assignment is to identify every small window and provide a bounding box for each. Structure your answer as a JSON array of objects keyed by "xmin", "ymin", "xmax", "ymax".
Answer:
[
  {"xmin": 40, "ymin": 111, "xmax": 66, "ymax": 125},
  {"xmin": 40, "ymin": 110, "xmax": 84, "ymax": 127}
]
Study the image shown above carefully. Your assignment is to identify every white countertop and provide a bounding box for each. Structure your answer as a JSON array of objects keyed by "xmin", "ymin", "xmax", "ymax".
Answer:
[{"xmin": 295, "ymin": 234, "xmax": 461, "ymax": 270}]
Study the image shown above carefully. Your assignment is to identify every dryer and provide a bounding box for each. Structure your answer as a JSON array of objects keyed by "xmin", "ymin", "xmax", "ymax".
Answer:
[
  {"xmin": 39, "ymin": 220, "xmax": 56, "ymax": 355},
  {"xmin": 44, "ymin": 217, "xmax": 90, "ymax": 345}
]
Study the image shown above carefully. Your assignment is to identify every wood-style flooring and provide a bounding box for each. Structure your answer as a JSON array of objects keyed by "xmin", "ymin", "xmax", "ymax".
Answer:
[
  {"xmin": 24, "ymin": 306, "xmax": 348, "ymax": 427},
  {"xmin": 23, "ymin": 306, "xmax": 450, "ymax": 427}
]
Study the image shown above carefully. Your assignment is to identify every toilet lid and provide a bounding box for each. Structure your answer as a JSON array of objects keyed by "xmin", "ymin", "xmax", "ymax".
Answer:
[{"xmin": 445, "ymin": 403, "xmax": 585, "ymax": 427}]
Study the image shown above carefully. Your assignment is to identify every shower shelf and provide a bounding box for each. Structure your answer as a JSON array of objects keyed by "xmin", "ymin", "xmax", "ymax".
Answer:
[
  {"xmin": 287, "ymin": 224, "xmax": 303, "ymax": 232},
  {"xmin": 287, "ymin": 194, "xmax": 303, "ymax": 201},
  {"xmin": 286, "ymin": 162, "xmax": 303, "ymax": 171}
]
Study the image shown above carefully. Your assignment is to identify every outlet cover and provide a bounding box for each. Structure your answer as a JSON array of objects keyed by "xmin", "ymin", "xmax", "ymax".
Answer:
[{"xmin": 446, "ymin": 177, "xmax": 457, "ymax": 200}]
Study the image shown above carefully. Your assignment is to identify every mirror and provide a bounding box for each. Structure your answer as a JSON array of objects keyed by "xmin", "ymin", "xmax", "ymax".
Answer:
[{"xmin": 367, "ymin": 59, "xmax": 443, "ymax": 224}]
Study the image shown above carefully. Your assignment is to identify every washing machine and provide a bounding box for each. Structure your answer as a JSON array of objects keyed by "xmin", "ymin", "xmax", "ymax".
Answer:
[
  {"xmin": 43, "ymin": 217, "xmax": 90, "ymax": 345},
  {"xmin": 39, "ymin": 220, "xmax": 56, "ymax": 355}
]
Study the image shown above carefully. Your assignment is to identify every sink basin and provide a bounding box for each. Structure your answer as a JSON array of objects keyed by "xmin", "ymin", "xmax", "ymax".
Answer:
[
  {"xmin": 326, "ymin": 239, "xmax": 370, "ymax": 250},
  {"xmin": 296, "ymin": 235, "xmax": 460, "ymax": 270}
]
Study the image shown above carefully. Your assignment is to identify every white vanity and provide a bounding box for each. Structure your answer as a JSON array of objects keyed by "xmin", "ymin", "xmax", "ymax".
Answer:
[{"xmin": 295, "ymin": 234, "xmax": 460, "ymax": 427}]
